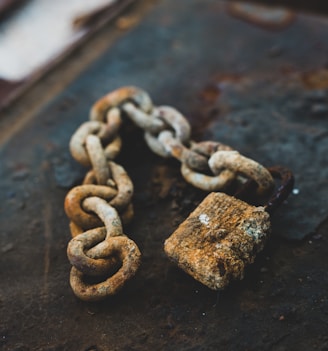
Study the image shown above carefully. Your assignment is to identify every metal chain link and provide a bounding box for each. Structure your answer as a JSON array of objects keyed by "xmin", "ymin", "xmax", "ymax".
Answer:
[{"xmin": 65, "ymin": 86, "xmax": 275, "ymax": 301}]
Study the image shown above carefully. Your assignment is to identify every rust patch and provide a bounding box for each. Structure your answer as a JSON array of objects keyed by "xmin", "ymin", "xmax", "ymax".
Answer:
[
  {"xmin": 199, "ymin": 83, "xmax": 221, "ymax": 104},
  {"xmin": 191, "ymin": 75, "xmax": 245, "ymax": 137},
  {"xmin": 115, "ymin": 15, "xmax": 141, "ymax": 30},
  {"xmin": 301, "ymin": 69, "xmax": 328, "ymax": 89}
]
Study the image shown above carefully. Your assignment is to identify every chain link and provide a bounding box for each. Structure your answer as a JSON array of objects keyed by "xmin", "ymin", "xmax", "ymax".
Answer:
[
  {"xmin": 68, "ymin": 197, "xmax": 141, "ymax": 301},
  {"xmin": 209, "ymin": 150, "xmax": 274, "ymax": 195},
  {"xmin": 65, "ymin": 86, "xmax": 275, "ymax": 301}
]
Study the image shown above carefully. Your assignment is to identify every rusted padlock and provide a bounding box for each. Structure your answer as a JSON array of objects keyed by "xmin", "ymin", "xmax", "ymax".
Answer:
[{"xmin": 164, "ymin": 166, "xmax": 294, "ymax": 290}]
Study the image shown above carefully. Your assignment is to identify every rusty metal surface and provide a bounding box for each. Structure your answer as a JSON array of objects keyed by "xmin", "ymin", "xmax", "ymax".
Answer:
[{"xmin": 1, "ymin": 0, "xmax": 328, "ymax": 350}]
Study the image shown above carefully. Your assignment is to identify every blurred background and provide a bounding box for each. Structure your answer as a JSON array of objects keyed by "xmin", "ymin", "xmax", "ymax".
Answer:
[{"xmin": 1, "ymin": 0, "xmax": 328, "ymax": 108}]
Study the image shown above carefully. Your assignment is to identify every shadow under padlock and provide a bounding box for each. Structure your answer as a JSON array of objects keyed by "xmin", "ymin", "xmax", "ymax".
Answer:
[{"xmin": 164, "ymin": 166, "xmax": 294, "ymax": 291}]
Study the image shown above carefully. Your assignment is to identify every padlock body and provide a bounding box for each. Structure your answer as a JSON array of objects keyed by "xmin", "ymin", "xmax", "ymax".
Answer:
[{"xmin": 164, "ymin": 192, "xmax": 271, "ymax": 290}]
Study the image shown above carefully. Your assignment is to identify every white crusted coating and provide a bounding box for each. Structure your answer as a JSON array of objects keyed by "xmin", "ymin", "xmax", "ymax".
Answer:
[{"xmin": 199, "ymin": 213, "xmax": 210, "ymax": 227}]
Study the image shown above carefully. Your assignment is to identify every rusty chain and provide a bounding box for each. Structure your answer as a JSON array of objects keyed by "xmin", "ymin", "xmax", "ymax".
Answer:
[{"xmin": 65, "ymin": 86, "xmax": 275, "ymax": 301}]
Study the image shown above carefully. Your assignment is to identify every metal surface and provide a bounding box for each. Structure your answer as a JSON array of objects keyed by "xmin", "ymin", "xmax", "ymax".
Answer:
[{"xmin": 1, "ymin": 0, "xmax": 328, "ymax": 350}]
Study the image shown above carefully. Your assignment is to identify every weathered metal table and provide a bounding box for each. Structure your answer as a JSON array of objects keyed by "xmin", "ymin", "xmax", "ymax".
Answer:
[{"xmin": 1, "ymin": 1, "xmax": 327, "ymax": 350}]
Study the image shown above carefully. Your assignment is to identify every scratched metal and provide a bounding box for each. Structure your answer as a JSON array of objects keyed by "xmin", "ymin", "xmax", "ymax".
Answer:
[{"xmin": 0, "ymin": 1, "xmax": 328, "ymax": 350}]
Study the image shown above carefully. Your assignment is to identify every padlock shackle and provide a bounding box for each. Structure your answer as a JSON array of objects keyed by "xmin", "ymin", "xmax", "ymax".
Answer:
[
  {"xmin": 264, "ymin": 166, "xmax": 295, "ymax": 215},
  {"xmin": 233, "ymin": 165, "xmax": 294, "ymax": 214}
]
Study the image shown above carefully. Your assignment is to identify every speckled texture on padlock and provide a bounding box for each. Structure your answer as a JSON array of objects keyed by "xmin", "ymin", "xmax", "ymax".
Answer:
[{"xmin": 164, "ymin": 192, "xmax": 271, "ymax": 290}]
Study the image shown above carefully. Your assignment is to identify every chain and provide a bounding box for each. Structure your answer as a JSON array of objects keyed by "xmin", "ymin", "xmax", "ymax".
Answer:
[{"xmin": 65, "ymin": 86, "xmax": 275, "ymax": 301}]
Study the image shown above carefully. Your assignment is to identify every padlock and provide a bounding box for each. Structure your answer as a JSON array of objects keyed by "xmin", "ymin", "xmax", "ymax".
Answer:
[{"xmin": 164, "ymin": 166, "xmax": 294, "ymax": 290}]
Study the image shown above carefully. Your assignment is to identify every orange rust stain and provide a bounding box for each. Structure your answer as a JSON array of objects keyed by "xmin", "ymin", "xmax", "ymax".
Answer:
[
  {"xmin": 302, "ymin": 69, "xmax": 328, "ymax": 89},
  {"xmin": 199, "ymin": 84, "xmax": 221, "ymax": 103}
]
